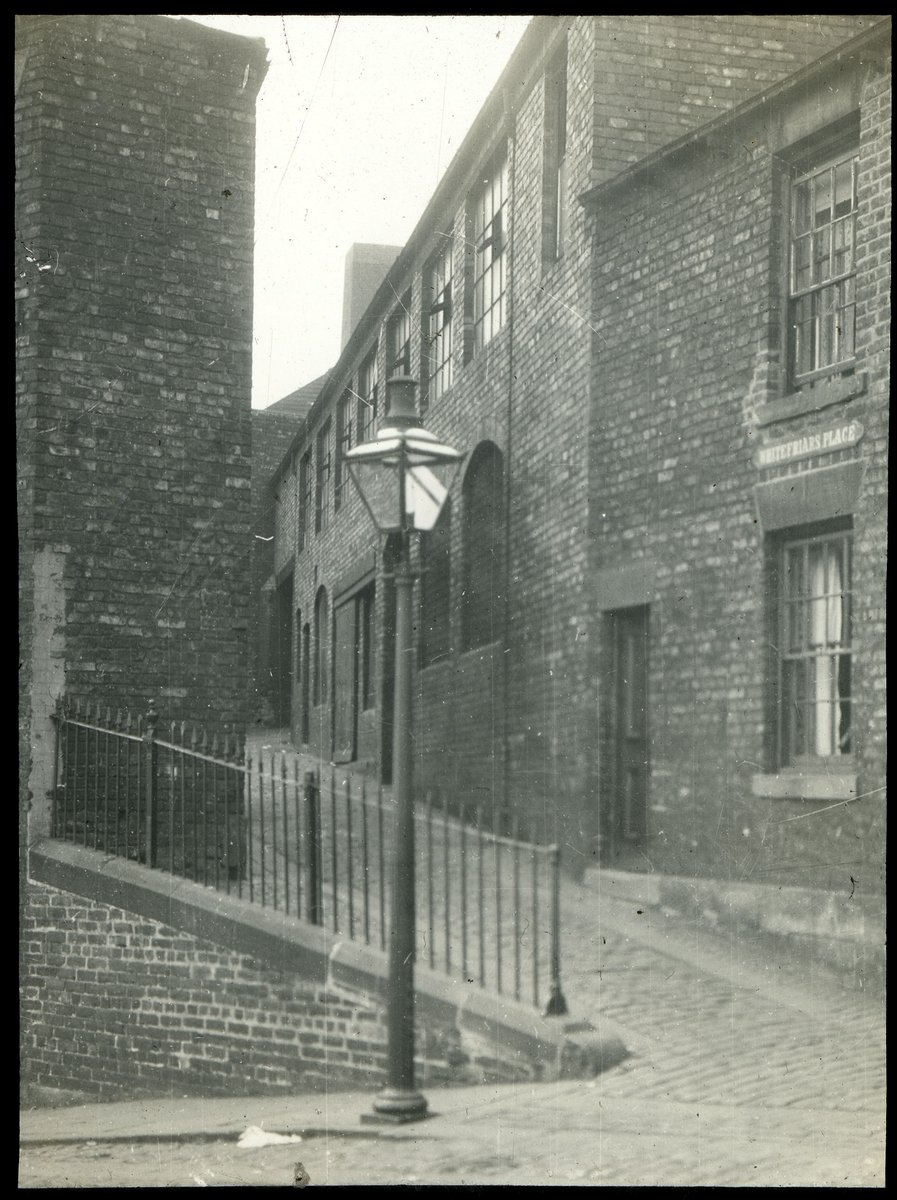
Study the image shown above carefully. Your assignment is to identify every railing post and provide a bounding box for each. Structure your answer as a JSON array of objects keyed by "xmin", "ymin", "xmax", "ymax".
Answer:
[
  {"xmin": 48, "ymin": 698, "xmax": 62, "ymax": 838},
  {"xmin": 544, "ymin": 843, "xmax": 568, "ymax": 1017},
  {"xmin": 303, "ymin": 770, "xmax": 322, "ymax": 925},
  {"xmin": 143, "ymin": 701, "xmax": 159, "ymax": 868}
]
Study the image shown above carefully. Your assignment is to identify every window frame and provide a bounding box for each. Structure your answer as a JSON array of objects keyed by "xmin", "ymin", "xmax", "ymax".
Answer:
[
  {"xmin": 298, "ymin": 449, "xmax": 312, "ymax": 553},
  {"xmin": 423, "ymin": 238, "xmax": 454, "ymax": 407},
  {"xmin": 386, "ymin": 294, "xmax": 412, "ymax": 379},
  {"xmin": 786, "ymin": 122, "xmax": 859, "ymax": 390},
  {"xmin": 357, "ymin": 349, "xmax": 379, "ymax": 444},
  {"xmin": 469, "ymin": 143, "xmax": 509, "ymax": 354},
  {"xmin": 335, "ymin": 390, "xmax": 354, "ymax": 511},
  {"xmin": 773, "ymin": 521, "xmax": 853, "ymax": 769},
  {"xmin": 315, "ymin": 419, "xmax": 332, "ymax": 535}
]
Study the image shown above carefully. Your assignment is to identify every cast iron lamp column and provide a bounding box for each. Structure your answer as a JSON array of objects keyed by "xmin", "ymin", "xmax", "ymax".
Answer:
[{"xmin": 345, "ymin": 376, "xmax": 464, "ymax": 1123}]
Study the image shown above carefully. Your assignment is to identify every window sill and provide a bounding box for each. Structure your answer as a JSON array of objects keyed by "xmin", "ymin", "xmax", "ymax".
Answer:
[
  {"xmin": 750, "ymin": 771, "xmax": 857, "ymax": 801},
  {"xmin": 755, "ymin": 371, "xmax": 866, "ymax": 428}
]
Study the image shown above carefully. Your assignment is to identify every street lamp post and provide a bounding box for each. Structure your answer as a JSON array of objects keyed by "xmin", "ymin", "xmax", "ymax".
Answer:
[{"xmin": 346, "ymin": 375, "xmax": 464, "ymax": 1124}]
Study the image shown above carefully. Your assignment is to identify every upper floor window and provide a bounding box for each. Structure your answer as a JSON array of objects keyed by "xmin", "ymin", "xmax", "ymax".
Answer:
[
  {"xmin": 789, "ymin": 140, "xmax": 858, "ymax": 386},
  {"xmin": 774, "ymin": 521, "xmax": 852, "ymax": 766},
  {"xmin": 468, "ymin": 144, "xmax": 509, "ymax": 355},
  {"xmin": 298, "ymin": 449, "xmax": 312, "ymax": 552},
  {"xmin": 461, "ymin": 442, "xmax": 504, "ymax": 650},
  {"xmin": 423, "ymin": 238, "xmax": 453, "ymax": 407},
  {"xmin": 543, "ymin": 38, "xmax": 568, "ymax": 266},
  {"xmin": 387, "ymin": 295, "xmax": 412, "ymax": 378},
  {"xmin": 335, "ymin": 390, "xmax": 353, "ymax": 511},
  {"xmin": 315, "ymin": 419, "xmax": 332, "ymax": 534},
  {"xmin": 358, "ymin": 350, "xmax": 379, "ymax": 444}
]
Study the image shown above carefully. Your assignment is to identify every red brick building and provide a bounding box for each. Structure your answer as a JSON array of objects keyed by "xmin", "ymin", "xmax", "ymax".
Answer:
[
  {"xmin": 16, "ymin": 15, "xmax": 267, "ymax": 847},
  {"xmin": 268, "ymin": 16, "xmax": 889, "ymax": 897}
]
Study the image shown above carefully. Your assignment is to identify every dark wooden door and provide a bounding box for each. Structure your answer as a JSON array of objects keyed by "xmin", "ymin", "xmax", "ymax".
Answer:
[
  {"xmin": 610, "ymin": 606, "xmax": 649, "ymax": 853},
  {"xmin": 333, "ymin": 600, "xmax": 358, "ymax": 764},
  {"xmin": 274, "ymin": 576, "xmax": 293, "ymax": 729},
  {"xmin": 300, "ymin": 624, "xmax": 310, "ymax": 744},
  {"xmin": 380, "ymin": 574, "xmax": 395, "ymax": 785}
]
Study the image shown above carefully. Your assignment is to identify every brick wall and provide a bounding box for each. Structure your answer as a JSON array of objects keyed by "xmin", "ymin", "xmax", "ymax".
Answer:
[
  {"xmin": 21, "ymin": 882, "xmax": 391, "ymax": 1099},
  {"xmin": 585, "ymin": 39, "xmax": 889, "ymax": 887},
  {"xmin": 590, "ymin": 15, "xmax": 881, "ymax": 186},
  {"xmin": 16, "ymin": 15, "xmax": 266, "ymax": 844}
]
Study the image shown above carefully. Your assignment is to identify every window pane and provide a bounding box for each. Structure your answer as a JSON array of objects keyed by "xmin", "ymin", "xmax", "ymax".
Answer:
[
  {"xmin": 792, "ymin": 179, "xmax": 812, "ymax": 235},
  {"xmin": 837, "ymin": 284, "xmax": 855, "ymax": 361},
  {"xmin": 785, "ymin": 600, "xmax": 804, "ymax": 653},
  {"xmin": 782, "ymin": 659, "xmax": 808, "ymax": 759},
  {"xmin": 832, "ymin": 215, "xmax": 853, "ymax": 276},
  {"xmin": 813, "ymin": 167, "xmax": 833, "ymax": 227},
  {"xmin": 812, "ymin": 228, "xmax": 831, "ymax": 284},
  {"xmin": 817, "ymin": 290, "xmax": 835, "ymax": 369},
  {"xmin": 833, "ymin": 158, "xmax": 855, "ymax": 218},
  {"xmin": 792, "ymin": 294, "xmax": 817, "ymax": 376}
]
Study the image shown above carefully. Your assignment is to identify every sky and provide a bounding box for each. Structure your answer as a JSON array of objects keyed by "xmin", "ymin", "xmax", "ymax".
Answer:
[{"xmin": 174, "ymin": 15, "xmax": 533, "ymax": 409}]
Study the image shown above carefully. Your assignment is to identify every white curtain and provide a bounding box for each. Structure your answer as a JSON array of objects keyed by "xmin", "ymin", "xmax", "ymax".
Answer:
[{"xmin": 809, "ymin": 546, "xmax": 843, "ymax": 756}]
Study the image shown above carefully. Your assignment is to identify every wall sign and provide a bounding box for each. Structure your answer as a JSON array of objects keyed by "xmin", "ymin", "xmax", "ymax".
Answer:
[{"xmin": 753, "ymin": 420, "xmax": 864, "ymax": 469}]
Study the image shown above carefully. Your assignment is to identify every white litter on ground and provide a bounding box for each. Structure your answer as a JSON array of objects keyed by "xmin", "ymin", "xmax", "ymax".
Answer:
[{"xmin": 237, "ymin": 1125, "xmax": 303, "ymax": 1149}]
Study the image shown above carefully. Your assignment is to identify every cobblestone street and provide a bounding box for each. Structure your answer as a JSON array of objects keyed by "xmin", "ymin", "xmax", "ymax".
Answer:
[
  {"xmin": 20, "ymin": 841, "xmax": 885, "ymax": 1187},
  {"xmin": 562, "ymin": 881, "xmax": 885, "ymax": 1123}
]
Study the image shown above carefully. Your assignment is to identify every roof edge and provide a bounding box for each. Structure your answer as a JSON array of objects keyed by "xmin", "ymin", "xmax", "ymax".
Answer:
[{"xmin": 272, "ymin": 16, "xmax": 573, "ymax": 479}]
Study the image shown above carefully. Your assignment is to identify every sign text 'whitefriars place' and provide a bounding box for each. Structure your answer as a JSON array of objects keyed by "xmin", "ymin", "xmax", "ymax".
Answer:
[{"xmin": 753, "ymin": 420, "xmax": 864, "ymax": 469}]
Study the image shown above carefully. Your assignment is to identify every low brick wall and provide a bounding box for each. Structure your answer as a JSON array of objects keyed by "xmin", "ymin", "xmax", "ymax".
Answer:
[
  {"xmin": 21, "ymin": 884, "xmax": 392, "ymax": 1100},
  {"xmin": 21, "ymin": 841, "xmax": 626, "ymax": 1102}
]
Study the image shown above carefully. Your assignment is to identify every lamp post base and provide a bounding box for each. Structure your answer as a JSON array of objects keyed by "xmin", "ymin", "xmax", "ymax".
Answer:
[{"xmin": 361, "ymin": 1087, "xmax": 431, "ymax": 1125}]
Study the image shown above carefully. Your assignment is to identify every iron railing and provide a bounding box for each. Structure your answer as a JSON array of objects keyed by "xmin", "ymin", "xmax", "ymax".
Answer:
[{"xmin": 49, "ymin": 700, "xmax": 567, "ymax": 1014}]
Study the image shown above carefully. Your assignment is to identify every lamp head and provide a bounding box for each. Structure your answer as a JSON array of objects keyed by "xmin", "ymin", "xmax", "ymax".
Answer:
[{"xmin": 345, "ymin": 376, "xmax": 464, "ymax": 534}]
